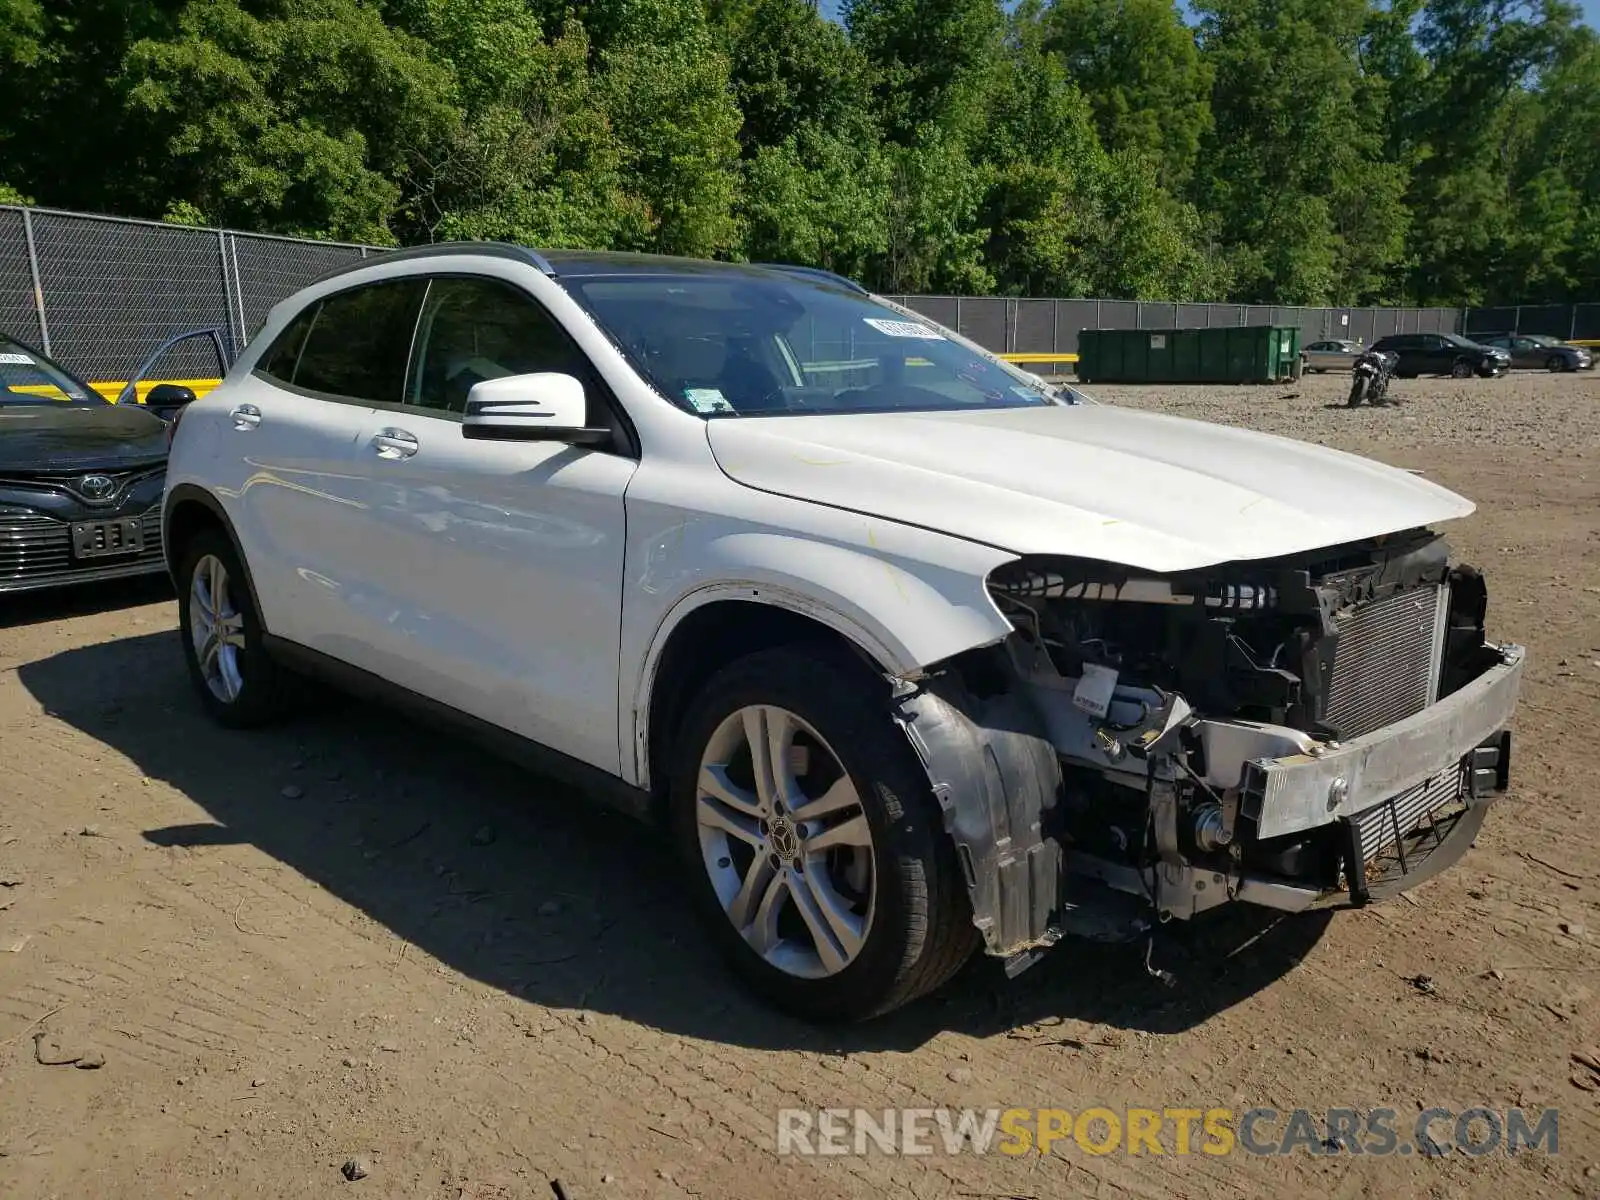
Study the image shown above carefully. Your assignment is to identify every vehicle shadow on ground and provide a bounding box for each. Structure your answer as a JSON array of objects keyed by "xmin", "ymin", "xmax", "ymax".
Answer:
[
  {"xmin": 19, "ymin": 629, "xmax": 1331, "ymax": 1053},
  {"xmin": 0, "ymin": 575, "xmax": 173, "ymax": 629}
]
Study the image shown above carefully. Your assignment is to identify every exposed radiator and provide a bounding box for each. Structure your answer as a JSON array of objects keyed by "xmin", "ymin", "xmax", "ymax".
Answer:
[
  {"xmin": 1352, "ymin": 764, "xmax": 1465, "ymax": 867},
  {"xmin": 1323, "ymin": 583, "xmax": 1448, "ymax": 739}
]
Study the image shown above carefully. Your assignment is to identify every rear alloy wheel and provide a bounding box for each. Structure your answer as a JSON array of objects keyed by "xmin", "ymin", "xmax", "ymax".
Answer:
[
  {"xmin": 178, "ymin": 529, "xmax": 296, "ymax": 727},
  {"xmin": 1451, "ymin": 358, "xmax": 1474, "ymax": 379},
  {"xmin": 671, "ymin": 647, "xmax": 976, "ymax": 1022},
  {"xmin": 189, "ymin": 553, "xmax": 245, "ymax": 705},
  {"xmin": 1548, "ymin": 355, "xmax": 1567, "ymax": 373}
]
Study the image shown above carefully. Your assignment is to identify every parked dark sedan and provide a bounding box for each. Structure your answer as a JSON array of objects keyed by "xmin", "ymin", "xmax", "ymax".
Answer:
[
  {"xmin": 1367, "ymin": 332, "xmax": 1510, "ymax": 379},
  {"xmin": 0, "ymin": 336, "xmax": 182, "ymax": 594},
  {"xmin": 1472, "ymin": 332, "xmax": 1593, "ymax": 372}
]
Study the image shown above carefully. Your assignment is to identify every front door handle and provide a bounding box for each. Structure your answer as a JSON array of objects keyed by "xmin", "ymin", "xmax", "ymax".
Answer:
[
  {"xmin": 231, "ymin": 404, "xmax": 262, "ymax": 430},
  {"xmin": 371, "ymin": 428, "xmax": 420, "ymax": 460}
]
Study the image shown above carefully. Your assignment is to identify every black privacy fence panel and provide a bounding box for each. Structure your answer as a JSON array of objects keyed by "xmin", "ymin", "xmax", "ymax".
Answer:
[
  {"xmin": 1465, "ymin": 303, "xmax": 1600, "ymax": 341},
  {"xmin": 231, "ymin": 233, "xmax": 366, "ymax": 336},
  {"xmin": 3, "ymin": 203, "xmax": 1594, "ymax": 382},
  {"xmin": 29, "ymin": 209, "xmax": 236, "ymax": 379},
  {"xmin": 886, "ymin": 298, "xmax": 1489, "ymax": 356}
]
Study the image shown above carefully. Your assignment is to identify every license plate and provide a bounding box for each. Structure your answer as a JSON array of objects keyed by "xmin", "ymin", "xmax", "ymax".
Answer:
[{"xmin": 71, "ymin": 518, "xmax": 144, "ymax": 559}]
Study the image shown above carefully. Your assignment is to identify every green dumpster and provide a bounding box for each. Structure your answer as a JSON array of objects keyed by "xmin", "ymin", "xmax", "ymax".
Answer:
[{"xmin": 1075, "ymin": 326, "xmax": 1302, "ymax": 384}]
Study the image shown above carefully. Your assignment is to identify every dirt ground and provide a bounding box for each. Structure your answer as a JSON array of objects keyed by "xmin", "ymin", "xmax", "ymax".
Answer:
[{"xmin": 2, "ymin": 369, "xmax": 1599, "ymax": 1199}]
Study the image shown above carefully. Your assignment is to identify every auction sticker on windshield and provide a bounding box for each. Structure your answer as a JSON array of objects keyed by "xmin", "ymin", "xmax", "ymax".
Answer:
[
  {"xmin": 684, "ymin": 387, "xmax": 736, "ymax": 414},
  {"xmin": 0, "ymin": 353, "xmax": 35, "ymax": 365},
  {"xmin": 864, "ymin": 318, "xmax": 947, "ymax": 340}
]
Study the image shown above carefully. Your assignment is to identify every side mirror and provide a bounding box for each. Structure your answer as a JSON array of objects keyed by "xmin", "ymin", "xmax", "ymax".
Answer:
[
  {"xmin": 145, "ymin": 382, "xmax": 197, "ymax": 422},
  {"xmin": 461, "ymin": 373, "xmax": 611, "ymax": 445}
]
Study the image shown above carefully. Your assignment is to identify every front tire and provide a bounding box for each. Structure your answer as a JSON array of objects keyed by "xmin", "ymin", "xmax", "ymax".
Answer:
[
  {"xmin": 670, "ymin": 646, "xmax": 976, "ymax": 1022},
  {"xmin": 177, "ymin": 528, "xmax": 297, "ymax": 728},
  {"xmin": 1548, "ymin": 355, "xmax": 1567, "ymax": 373},
  {"xmin": 1451, "ymin": 358, "xmax": 1474, "ymax": 379}
]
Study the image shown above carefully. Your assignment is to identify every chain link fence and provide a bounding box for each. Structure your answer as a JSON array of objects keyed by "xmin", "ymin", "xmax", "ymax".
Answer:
[
  {"xmin": 2, "ymin": 203, "xmax": 1594, "ymax": 384},
  {"xmin": 0, "ymin": 205, "xmax": 372, "ymax": 382}
]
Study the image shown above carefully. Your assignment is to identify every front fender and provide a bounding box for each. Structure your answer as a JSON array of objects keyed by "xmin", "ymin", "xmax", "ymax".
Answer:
[{"xmin": 620, "ymin": 516, "xmax": 1018, "ymax": 788}]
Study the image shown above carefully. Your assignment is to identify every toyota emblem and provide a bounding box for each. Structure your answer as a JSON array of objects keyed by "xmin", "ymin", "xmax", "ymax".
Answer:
[{"xmin": 78, "ymin": 474, "xmax": 116, "ymax": 500}]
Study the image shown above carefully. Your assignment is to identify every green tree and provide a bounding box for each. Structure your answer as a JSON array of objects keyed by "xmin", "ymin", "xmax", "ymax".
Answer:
[
  {"xmin": 122, "ymin": 0, "xmax": 459, "ymax": 242},
  {"xmin": 1399, "ymin": 0, "xmax": 1587, "ymax": 303},
  {"xmin": 598, "ymin": 9, "xmax": 744, "ymax": 256},
  {"xmin": 846, "ymin": 0, "xmax": 1005, "ymax": 145},
  {"xmin": 724, "ymin": 0, "xmax": 889, "ymax": 273},
  {"xmin": 404, "ymin": 23, "xmax": 640, "ymax": 249},
  {"xmin": 725, "ymin": 0, "xmax": 876, "ymax": 153},
  {"xmin": 1194, "ymin": 0, "xmax": 1408, "ymax": 304},
  {"xmin": 1041, "ymin": 0, "xmax": 1213, "ymax": 189},
  {"xmin": 875, "ymin": 126, "xmax": 994, "ymax": 293},
  {"xmin": 0, "ymin": 2, "xmax": 176, "ymax": 215}
]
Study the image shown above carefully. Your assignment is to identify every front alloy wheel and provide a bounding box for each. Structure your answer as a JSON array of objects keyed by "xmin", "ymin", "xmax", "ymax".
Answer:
[
  {"xmin": 672, "ymin": 647, "xmax": 977, "ymax": 1022},
  {"xmin": 695, "ymin": 705, "xmax": 875, "ymax": 978}
]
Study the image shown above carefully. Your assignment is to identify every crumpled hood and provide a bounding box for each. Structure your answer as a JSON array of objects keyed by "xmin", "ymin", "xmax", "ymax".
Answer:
[
  {"xmin": 0, "ymin": 403, "xmax": 168, "ymax": 471},
  {"xmin": 705, "ymin": 404, "xmax": 1475, "ymax": 573}
]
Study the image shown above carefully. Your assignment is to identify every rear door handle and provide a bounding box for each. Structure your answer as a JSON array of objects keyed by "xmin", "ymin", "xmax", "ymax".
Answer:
[
  {"xmin": 231, "ymin": 404, "xmax": 262, "ymax": 430},
  {"xmin": 371, "ymin": 428, "xmax": 420, "ymax": 460}
]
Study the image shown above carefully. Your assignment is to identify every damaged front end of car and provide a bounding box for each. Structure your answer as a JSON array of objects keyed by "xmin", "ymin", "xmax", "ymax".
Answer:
[{"xmin": 892, "ymin": 528, "xmax": 1525, "ymax": 974}]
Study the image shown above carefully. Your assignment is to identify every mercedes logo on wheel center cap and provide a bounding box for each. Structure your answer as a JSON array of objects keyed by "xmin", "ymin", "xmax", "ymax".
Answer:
[
  {"xmin": 768, "ymin": 814, "xmax": 801, "ymax": 862},
  {"xmin": 78, "ymin": 474, "xmax": 115, "ymax": 500}
]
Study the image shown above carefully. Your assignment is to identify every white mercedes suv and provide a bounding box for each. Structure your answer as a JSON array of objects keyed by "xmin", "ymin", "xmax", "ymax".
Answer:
[{"xmin": 163, "ymin": 244, "xmax": 1524, "ymax": 1021}]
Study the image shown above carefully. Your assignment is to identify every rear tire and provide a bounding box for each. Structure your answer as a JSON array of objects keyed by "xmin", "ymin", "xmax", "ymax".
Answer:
[
  {"xmin": 177, "ymin": 528, "xmax": 298, "ymax": 728},
  {"xmin": 669, "ymin": 646, "xmax": 976, "ymax": 1022}
]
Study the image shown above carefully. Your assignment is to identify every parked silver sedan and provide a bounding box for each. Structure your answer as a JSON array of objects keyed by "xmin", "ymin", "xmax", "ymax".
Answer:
[{"xmin": 1301, "ymin": 339, "xmax": 1363, "ymax": 373}]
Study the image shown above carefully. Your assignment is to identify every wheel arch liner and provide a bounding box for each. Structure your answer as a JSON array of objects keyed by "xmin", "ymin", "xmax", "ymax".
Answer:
[{"xmin": 892, "ymin": 669, "xmax": 1065, "ymax": 957}]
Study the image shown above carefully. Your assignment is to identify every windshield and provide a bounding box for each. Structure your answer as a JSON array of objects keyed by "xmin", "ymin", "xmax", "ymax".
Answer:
[
  {"xmin": 562, "ymin": 273, "xmax": 1070, "ymax": 417},
  {"xmin": 1525, "ymin": 334, "xmax": 1561, "ymax": 346},
  {"xmin": 0, "ymin": 340, "xmax": 102, "ymax": 405}
]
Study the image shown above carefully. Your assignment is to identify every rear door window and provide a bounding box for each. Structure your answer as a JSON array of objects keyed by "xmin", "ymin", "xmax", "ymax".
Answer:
[
  {"xmin": 406, "ymin": 277, "xmax": 595, "ymax": 414},
  {"xmin": 277, "ymin": 280, "xmax": 427, "ymax": 404},
  {"xmin": 257, "ymin": 307, "xmax": 317, "ymax": 384}
]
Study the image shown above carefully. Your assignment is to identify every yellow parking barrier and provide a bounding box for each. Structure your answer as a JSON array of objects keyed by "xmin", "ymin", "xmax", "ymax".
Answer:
[{"xmin": 83, "ymin": 378, "xmax": 223, "ymax": 404}]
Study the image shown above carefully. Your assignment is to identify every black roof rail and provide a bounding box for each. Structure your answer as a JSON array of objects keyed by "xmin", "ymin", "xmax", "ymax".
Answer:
[
  {"xmin": 754, "ymin": 263, "xmax": 869, "ymax": 294},
  {"xmin": 309, "ymin": 241, "xmax": 556, "ymax": 287}
]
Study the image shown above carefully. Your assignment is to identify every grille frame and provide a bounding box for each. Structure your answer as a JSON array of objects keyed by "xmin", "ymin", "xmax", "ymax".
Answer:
[
  {"xmin": 0, "ymin": 503, "xmax": 167, "ymax": 593},
  {"xmin": 1322, "ymin": 583, "xmax": 1451, "ymax": 740},
  {"xmin": 0, "ymin": 464, "xmax": 166, "ymax": 507}
]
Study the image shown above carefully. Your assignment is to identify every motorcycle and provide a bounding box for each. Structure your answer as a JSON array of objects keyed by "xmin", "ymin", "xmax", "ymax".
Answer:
[{"xmin": 1347, "ymin": 349, "xmax": 1399, "ymax": 407}]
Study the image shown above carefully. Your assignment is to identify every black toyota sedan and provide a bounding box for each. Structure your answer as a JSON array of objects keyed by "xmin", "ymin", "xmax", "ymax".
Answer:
[{"xmin": 0, "ymin": 336, "xmax": 177, "ymax": 594}]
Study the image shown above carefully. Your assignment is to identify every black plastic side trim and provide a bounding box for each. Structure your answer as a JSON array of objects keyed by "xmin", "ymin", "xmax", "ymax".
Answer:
[{"xmin": 261, "ymin": 635, "xmax": 655, "ymax": 823}]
